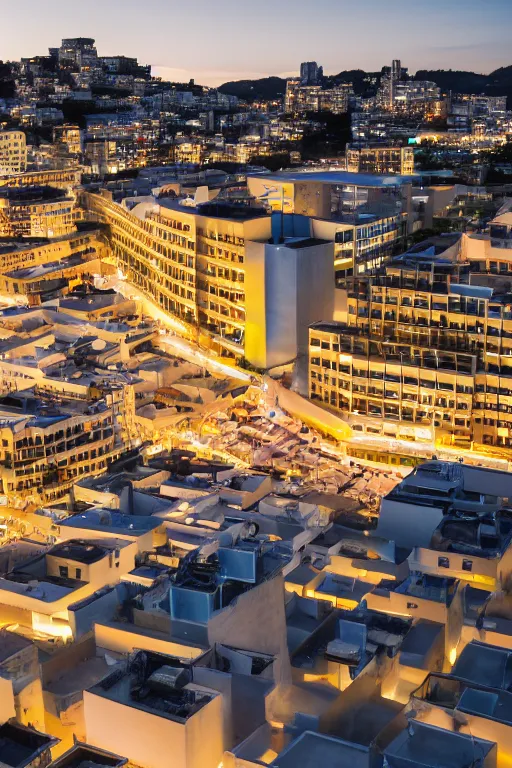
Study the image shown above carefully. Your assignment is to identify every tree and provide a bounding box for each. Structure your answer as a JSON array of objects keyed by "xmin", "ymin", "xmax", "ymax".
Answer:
[{"xmin": 0, "ymin": 61, "xmax": 15, "ymax": 99}]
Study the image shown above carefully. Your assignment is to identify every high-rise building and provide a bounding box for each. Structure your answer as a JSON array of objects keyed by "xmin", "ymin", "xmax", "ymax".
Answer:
[
  {"xmin": 0, "ymin": 186, "xmax": 78, "ymax": 238},
  {"xmin": 83, "ymin": 190, "xmax": 338, "ymax": 370},
  {"xmin": 58, "ymin": 38, "xmax": 98, "ymax": 70},
  {"xmin": 83, "ymin": 192, "xmax": 272, "ymax": 359},
  {"xmin": 308, "ymin": 233, "xmax": 512, "ymax": 451},
  {"xmin": 0, "ymin": 131, "xmax": 27, "ymax": 176},
  {"xmin": 247, "ymin": 171, "xmax": 411, "ymax": 278},
  {"xmin": 346, "ymin": 145, "xmax": 415, "ymax": 176},
  {"xmin": 300, "ymin": 61, "xmax": 323, "ymax": 86}
]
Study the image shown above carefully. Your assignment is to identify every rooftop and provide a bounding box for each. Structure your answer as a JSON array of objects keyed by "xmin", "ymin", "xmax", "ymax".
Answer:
[
  {"xmin": 49, "ymin": 744, "xmax": 127, "ymax": 768},
  {"xmin": 384, "ymin": 721, "xmax": 496, "ymax": 768},
  {"xmin": 58, "ymin": 294, "xmax": 131, "ymax": 313},
  {"xmin": 0, "ymin": 722, "xmax": 57, "ymax": 768},
  {"xmin": 452, "ymin": 641, "xmax": 512, "ymax": 691},
  {"xmin": 89, "ymin": 651, "xmax": 217, "ymax": 723},
  {"xmin": 270, "ymin": 731, "xmax": 371, "ymax": 768},
  {"xmin": 158, "ymin": 197, "xmax": 269, "ymax": 221},
  {"xmin": 250, "ymin": 170, "xmax": 414, "ymax": 187},
  {"xmin": 49, "ymin": 540, "xmax": 111, "ymax": 565},
  {"xmin": 60, "ymin": 510, "xmax": 161, "ymax": 536},
  {"xmin": 0, "ymin": 185, "xmax": 68, "ymax": 204}
]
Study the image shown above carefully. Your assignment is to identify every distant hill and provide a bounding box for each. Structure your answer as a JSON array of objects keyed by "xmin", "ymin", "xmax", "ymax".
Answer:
[
  {"xmin": 218, "ymin": 66, "xmax": 512, "ymax": 106},
  {"xmin": 218, "ymin": 70, "xmax": 379, "ymax": 101},
  {"xmin": 218, "ymin": 77, "xmax": 286, "ymax": 101},
  {"xmin": 413, "ymin": 67, "xmax": 512, "ymax": 106},
  {"xmin": 413, "ymin": 69, "xmax": 489, "ymax": 93},
  {"xmin": 328, "ymin": 69, "xmax": 382, "ymax": 97}
]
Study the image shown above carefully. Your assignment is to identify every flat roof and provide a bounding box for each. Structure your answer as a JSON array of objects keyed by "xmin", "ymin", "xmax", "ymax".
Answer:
[
  {"xmin": 250, "ymin": 170, "xmax": 413, "ymax": 187},
  {"xmin": 452, "ymin": 640, "xmax": 512, "ymax": 690},
  {"xmin": 49, "ymin": 744, "xmax": 127, "ymax": 768},
  {"xmin": 89, "ymin": 670, "xmax": 216, "ymax": 723},
  {"xmin": 385, "ymin": 722, "xmax": 495, "ymax": 768},
  {"xmin": 0, "ymin": 722, "xmax": 56, "ymax": 768},
  {"xmin": 49, "ymin": 541, "xmax": 110, "ymax": 565},
  {"xmin": 270, "ymin": 731, "xmax": 371, "ymax": 768},
  {"xmin": 60, "ymin": 510, "xmax": 161, "ymax": 535},
  {"xmin": 0, "ymin": 573, "xmax": 85, "ymax": 602},
  {"xmin": 158, "ymin": 198, "xmax": 269, "ymax": 221},
  {"xmin": 458, "ymin": 686, "xmax": 512, "ymax": 725},
  {"xmin": 59, "ymin": 294, "xmax": 131, "ymax": 312},
  {"xmin": 5, "ymin": 255, "xmax": 87, "ymax": 280}
]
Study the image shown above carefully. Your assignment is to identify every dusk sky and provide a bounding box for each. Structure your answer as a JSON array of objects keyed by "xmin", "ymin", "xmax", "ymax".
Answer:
[{"xmin": 2, "ymin": 0, "xmax": 512, "ymax": 87}]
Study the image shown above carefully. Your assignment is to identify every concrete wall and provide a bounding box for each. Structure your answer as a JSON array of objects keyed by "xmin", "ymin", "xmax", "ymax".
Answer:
[
  {"xmin": 0, "ymin": 676, "xmax": 16, "ymax": 724},
  {"xmin": 461, "ymin": 465, "xmax": 512, "ymax": 499},
  {"xmin": 366, "ymin": 588, "xmax": 449, "ymax": 625},
  {"xmin": 84, "ymin": 690, "xmax": 187, "ymax": 768},
  {"xmin": 42, "ymin": 634, "xmax": 96, "ymax": 687},
  {"xmin": 295, "ymin": 182, "xmax": 331, "ymax": 218},
  {"xmin": 84, "ymin": 688, "xmax": 223, "ymax": 768},
  {"xmin": 68, "ymin": 588, "xmax": 119, "ymax": 638},
  {"xmin": 377, "ymin": 500, "xmax": 444, "ymax": 549},
  {"xmin": 185, "ymin": 692, "xmax": 224, "ymax": 768},
  {"xmin": 244, "ymin": 240, "xmax": 334, "ymax": 376},
  {"xmin": 409, "ymin": 546, "xmax": 497, "ymax": 588},
  {"xmin": 208, "ymin": 575, "xmax": 291, "ymax": 686},
  {"xmin": 94, "ymin": 621, "xmax": 204, "ymax": 660},
  {"xmin": 192, "ymin": 667, "xmax": 233, "ymax": 748},
  {"xmin": 230, "ymin": 674, "xmax": 274, "ymax": 746}
]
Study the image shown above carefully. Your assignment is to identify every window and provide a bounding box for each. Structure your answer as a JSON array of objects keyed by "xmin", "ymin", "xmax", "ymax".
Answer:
[
  {"xmin": 438, "ymin": 556, "xmax": 449, "ymax": 569},
  {"xmin": 76, "ymin": 568, "xmax": 82, "ymax": 579},
  {"xmin": 59, "ymin": 565, "xmax": 69, "ymax": 578},
  {"xmin": 462, "ymin": 559, "xmax": 473, "ymax": 572}
]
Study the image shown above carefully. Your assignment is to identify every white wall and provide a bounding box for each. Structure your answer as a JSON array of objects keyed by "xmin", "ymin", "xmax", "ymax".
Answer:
[
  {"xmin": 244, "ymin": 240, "xmax": 334, "ymax": 376},
  {"xmin": 84, "ymin": 688, "xmax": 223, "ymax": 768}
]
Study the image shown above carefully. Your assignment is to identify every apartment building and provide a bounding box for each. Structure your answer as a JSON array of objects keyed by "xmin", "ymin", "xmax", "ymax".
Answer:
[
  {"xmin": 284, "ymin": 79, "xmax": 351, "ymax": 115},
  {"xmin": 53, "ymin": 124, "xmax": 82, "ymax": 157},
  {"xmin": 0, "ymin": 229, "xmax": 110, "ymax": 276},
  {"xmin": 84, "ymin": 651, "xmax": 223, "ymax": 768},
  {"xmin": 463, "ymin": 200, "xmax": 512, "ymax": 274},
  {"xmin": 0, "ymin": 538, "xmax": 136, "ymax": 640},
  {"xmin": 58, "ymin": 37, "xmax": 98, "ymax": 70},
  {"xmin": 0, "ymin": 186, "xmax": 78, "ymax": 238},
  {"xmin": 308, "ymin": 240, "xmax": 512, "ymax": 451},
  {"xmin": 300, "ymin": 61, "xmax": 323, "ymax": 86},
  {"xmin": 83, "ymin": 191, "xmax": 272, "ymax": 358},
  {"xmin": 346, "ymin": 145, "xmax": 414, "ymax": 176},
  {"xmin": 0, "ymin": 398, "xmax": 118, "ymax": 503},
  {"xmin": 248, "ymin": 171, "xmax": 411, "ymax": 278},
  {"xmin": 0, "ymin": 253, "xmax": 106, "ymax": 306},
  {"xmin": 0, "ymin": 131, "xmax": 27, "ymax": 175},
  {"xmin": 0, "ymin": 167, "xmax": 82, "ymax": 190}
]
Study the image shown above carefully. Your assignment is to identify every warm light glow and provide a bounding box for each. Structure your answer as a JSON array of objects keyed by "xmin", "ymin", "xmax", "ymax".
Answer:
[{"xmin": 32, "ymin": 615, "xmax": 73, "ymax": 640}]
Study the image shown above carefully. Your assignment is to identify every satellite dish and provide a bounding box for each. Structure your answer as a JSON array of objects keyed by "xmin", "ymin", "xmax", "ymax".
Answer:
[{"xmin": 91, "ymin": 339, "xmax": 107, "ymax": 351}]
